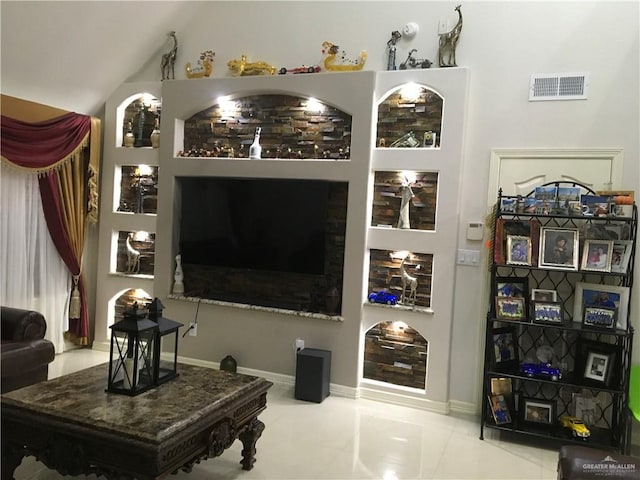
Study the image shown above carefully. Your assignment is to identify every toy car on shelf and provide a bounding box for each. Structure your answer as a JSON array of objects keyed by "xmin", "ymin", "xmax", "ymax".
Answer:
[
  {"xmin": 559, "ymin": 416, "xmax": 591, "ymax": 440},
  {"xmin": 368, "ymin": 291, "xmax": 399, "ymax": 305},
  {"xmin": 520, "ymin": 362, "xmax": 562, "ymax": 381},
  {"xmin": 278, "ymin": 65, "xmax": 321, "ymax": 75}
]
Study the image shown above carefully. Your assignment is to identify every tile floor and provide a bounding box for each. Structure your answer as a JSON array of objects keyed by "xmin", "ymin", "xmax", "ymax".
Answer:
[{"xmin": 13, "ymin": 349, "xmax": 636, "ymax": 480}]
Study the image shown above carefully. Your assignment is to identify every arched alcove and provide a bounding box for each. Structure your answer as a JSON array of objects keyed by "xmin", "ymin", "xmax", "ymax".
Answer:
[
  {"xmin": 181, "ymin": 94, "xmax": 352, "ymax": 159},
  {"xmin": 116, "ymin": 93, "xmax": 161, "ymax": 148},
  {"xmin": 376, "ymin": 84, "xmax": 443, "ymax": 148},
  {"xmin": 363, "ymin": 321, "xmax": 428, "ymax": 390}
]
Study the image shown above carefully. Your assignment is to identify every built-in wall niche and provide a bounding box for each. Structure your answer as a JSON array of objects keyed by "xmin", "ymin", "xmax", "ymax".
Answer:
[
  {"xmin": 117, "ymin": 165, "xmax": 158, "ymax": 214},
  {"xmin": 368, "ymin": 249, "xmax": 433, "ymax": 309},
  {"xmin": 363, "ymin": 321, "xmax": 427, "ymax": 390},
  {"xmin": 110, "ymin": 288, "xmax": 153, "ymax": 324},
  {"xmin": 120, "ymin": 94, "xmax": 161, "ymax": 148},
  {"xmin": 178, "ymin": 94, "xmax": 352, "ymax": 159},
  {"xmin": 115, "ymin": 230, "xmax": 155, "ymax": 276},
  {"xmin": 176, "ymin": 177, "xmax": 348, "ymax": 315},
  {"xmin": 371, "ymin": 171, "xmax": 438, "ymax": 230},
  {"xmin": 376, "ymin": 83, "xmax": 443, "ymax": 149}
]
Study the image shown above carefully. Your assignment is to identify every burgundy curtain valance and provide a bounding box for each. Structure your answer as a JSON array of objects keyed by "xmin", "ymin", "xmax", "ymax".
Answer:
[{"xmin": 1, "ymin": 112, "xmax": 91, "ymax": 172}]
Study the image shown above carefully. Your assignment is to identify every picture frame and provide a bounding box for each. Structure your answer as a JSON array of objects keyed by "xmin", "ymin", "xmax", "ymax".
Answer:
[
  {"xmin": 538, "ymin": 227, "xmax": 579, "ymax": 270},
  {"xmin": 491, "ymin": 327, "xmax": 518, "ymax": 369},
  {"xmin": 532, "ymin": 301, "xmax": 563, "ymax": 325},
  {"xmin": 582, "ymin": 305, "xmax": 617, "ymax": 330},
  {"xmin": 576, "ymin": 340, "xmax": 618, "ymax": 387},
  {"xmin": 506, "ymin": 235, "xmax": 532, "ymax": 266},
  {"xmin": 573, "ymin": 282, "xmax": 629, "ymax": 330},
  {"xmin": 520, "ymin": 397, "xmax": 556, "ymax": 427},
  {"xmin": 580, "ymin": 239, "xmax": 614, "ymax": 273},
  {"xmin": 500, "ymin": 197, "xmax": 517, "ymax": 213},
  {"xmin": 495, "ymin": 276, "xmax": 528, "ymax": 299},
  {"xmin": 488, "ymin": 394, "xmax": 512, "ymax": 425},
  {"xmin": 494, "ymin": 219, "xmax": 540, "ymax": 265},
  {"xmin": 531, "ymin": 288, "xmax": 557, "ymax": 302},
  {"xmin": 610, "ymin": 240, "xmax": 633, "ymax": 274},
  {"xmin": 495, "ymin": 296, "xmax": 527, "ymax": 321}
]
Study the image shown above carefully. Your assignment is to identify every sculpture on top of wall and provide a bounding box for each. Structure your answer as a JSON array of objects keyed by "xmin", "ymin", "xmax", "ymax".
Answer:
[
  {"xmin": 438, "ymin": 5, "xmax": 463, "ymax": 67},
  {"xmin": 321, "ymin": 41, "xmax": 367, "ymax": 72},
  {"xmin": 227, "ymin": 55, "xmax": 276, "ymax": 76},
  {"xmin": 161, "ymin": 31, "xmax": 178, "ymax": 80},
  {"xmin": 399, "ymin": 49, "xmax": 432, "ymax": 70},
  {"xmin": 386, "ymin": 30, "xmax": 402, "ymax": 70},
  {"xmin": 186, "ymin": 50, "xmax": 215, "ymax": 79}
]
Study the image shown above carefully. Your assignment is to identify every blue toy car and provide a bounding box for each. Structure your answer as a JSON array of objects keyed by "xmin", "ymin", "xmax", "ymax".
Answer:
[
  {"xmin": 368, "ymin": 291, "xmax": 399, "ymax": 305},
  {"xmin": 520, "ymin": 362, "xmax": 562, "ymax": 381}
]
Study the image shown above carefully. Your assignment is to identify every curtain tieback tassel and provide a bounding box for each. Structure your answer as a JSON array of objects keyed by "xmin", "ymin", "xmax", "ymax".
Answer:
[{"xmin": 69, "ymin": 277, "xmax": 81, "ymax": 319}]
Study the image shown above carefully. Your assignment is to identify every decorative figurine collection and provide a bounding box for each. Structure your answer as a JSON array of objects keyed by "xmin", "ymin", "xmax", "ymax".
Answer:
[{"xmin": 168, "ymin": 9, "xmax": 465, "ymax": 81}]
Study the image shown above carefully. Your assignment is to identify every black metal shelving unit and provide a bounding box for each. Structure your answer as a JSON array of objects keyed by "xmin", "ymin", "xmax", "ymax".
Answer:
[{"xmin": 480, "ymin": 181, "xmax": 637, "ymax": 454}]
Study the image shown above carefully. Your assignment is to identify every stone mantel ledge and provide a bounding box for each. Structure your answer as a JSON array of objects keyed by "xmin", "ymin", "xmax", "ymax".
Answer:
[{"xmin": 167, "ymin": 294, "xmax": 344, "ymax": 322}]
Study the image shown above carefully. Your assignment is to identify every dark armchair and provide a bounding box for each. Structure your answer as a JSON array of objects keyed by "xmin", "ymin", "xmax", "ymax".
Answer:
[{"xmin": 1, "ymin": 306, "xmax": 55, "ymax": 393}]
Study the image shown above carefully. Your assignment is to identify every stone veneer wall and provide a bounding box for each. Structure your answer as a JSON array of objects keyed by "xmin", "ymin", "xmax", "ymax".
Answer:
[
  {"xmin": 371, "ymin": 171, "xmax": 438, "ymax": 230},
  {"xmin": 376, "ymin": 87, "xmax": 443, "ymax": 148},
  {"xmin": 181, "ymin": 94, "xmax": 352, "ymax": 159},
  {"xmin": 117, "ymin": 166, "xmax": 158, "ymax": 214},
  {"xmin": 364, "ymin": 321, "xmax": 428, "ymax": 389},
  {"xmin": 368, "ymin": 249, "xmax": 433, "ymax": 308}
]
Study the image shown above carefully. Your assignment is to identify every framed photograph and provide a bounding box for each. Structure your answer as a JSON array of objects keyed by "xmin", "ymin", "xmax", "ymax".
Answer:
[
  {"xmin": 610, "ymin": 240, "xmax": 633, "ymax": 273},
  {"xmin": 580, "ymin": 239, "xmax": 614, "ymax": 272},
  {"xmin": 492, "ymin": 327, "xmax": 518, "ymax": 368},
  {"xmin": 494, "ymin": 219, "xmax": 540, "ymax": 265},
  {"xmin": 581, "ymin": 195, "xmax": 609, "ymax": 217},
  {"xmin": 520, "ymin": 397, "xmax": 556, "ymax": 427},
  {"xmin": 573, "ymin": 282, "xmax": 629, "ymax": 330},
  {"xmin": 539, "ymin": 227, "xmax": 579, "ymax": 270},
  {"xmin": 576, "ymin": 340, "xmax": 618, "ymax": 387},
  {"xmin": 495, "ymin": 276, "xmax": 528, "ymax": 300},
  {"xmin": 534, "ymin": 185, "xmax": 557, "ymax": 202},
  {"xmin": 582, "ymin": 305, "xmax": 617, "ymax": 330},
  {"xmin": 531, "ymin": 289, "xmax": 557, "ymax": 302},
  {"xmin": 557, "ymin": 186, "xmax": 581, "ymax": 203},
  {"xmin": 506, "ymin": 235, "xmax": 532, "ymax": 265},
  {"xmin": 496, "ymin": 296, "xmax": 527, "ymax": 321},
  {"xmin": 500, "ymin": 197, "xmax": 517, "ymax": 213},
  {"xmin": 533, "ymin": 301, "xmax": 563, "ymax": 325},
  {"xmin": 489, "ymin": 394, "xmax": 512, "ymax": 425},
  {"xmin": 490, "ymin": 377, "xmax": 512, "ymax": 395}
]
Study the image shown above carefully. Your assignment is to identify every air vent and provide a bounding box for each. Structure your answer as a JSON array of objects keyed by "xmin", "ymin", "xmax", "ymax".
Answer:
[{"xmin": 529, "ymin": 73, "xmax": 589, "ymax": 101}]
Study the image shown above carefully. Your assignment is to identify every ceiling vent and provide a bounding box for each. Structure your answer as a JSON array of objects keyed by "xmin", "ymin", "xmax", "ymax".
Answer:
[{"xmin": 529, "ymin": 73, "xmax": 589, "ymax": 101}]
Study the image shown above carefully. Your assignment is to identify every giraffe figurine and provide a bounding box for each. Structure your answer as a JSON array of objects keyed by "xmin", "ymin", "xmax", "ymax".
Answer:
[
  {"xmin": 161, "ymin": 31, "xmax": 178, "ymax": 80},
  {"xmin": 125, "ymin": 234, "xmax": 141, "ymax": 274},
  {"xmin": 438, "ymin": 5, "xmax": 463, "ymax": 67},
  {"xmin": 400, "ymin": 255, "xmax": 418, "ymax": 305}
]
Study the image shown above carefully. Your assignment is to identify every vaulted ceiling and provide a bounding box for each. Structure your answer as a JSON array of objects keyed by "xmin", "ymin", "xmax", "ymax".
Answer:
[{"xmin": 1, "ymin": 1, "xmax": 203, "ymax": 115}]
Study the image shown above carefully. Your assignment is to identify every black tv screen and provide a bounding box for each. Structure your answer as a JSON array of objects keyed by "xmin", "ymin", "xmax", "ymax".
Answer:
[{"xmin": 178, "ymin": 177, "xmax": 333, "ymax": 275}]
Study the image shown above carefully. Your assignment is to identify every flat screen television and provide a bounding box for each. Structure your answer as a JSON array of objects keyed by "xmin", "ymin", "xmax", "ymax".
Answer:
[{"xmin": 178, "ymin": 177, "xmax": 340, "ymax": 275}]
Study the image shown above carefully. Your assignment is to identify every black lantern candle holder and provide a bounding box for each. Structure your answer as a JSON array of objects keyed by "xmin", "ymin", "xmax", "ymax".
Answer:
[
  {"xmin": 107, "ymin": 303, "xmax": 158, "ymax": 396},
  {"xmin": 148, "ymin": 298, "xmax": 183, "ymax": 385}
]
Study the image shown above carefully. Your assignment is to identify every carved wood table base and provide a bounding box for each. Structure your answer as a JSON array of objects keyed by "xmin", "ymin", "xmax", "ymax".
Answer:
[{"xmin": 1, "ymin": 363, "xmax": 272, "ymax": 479}]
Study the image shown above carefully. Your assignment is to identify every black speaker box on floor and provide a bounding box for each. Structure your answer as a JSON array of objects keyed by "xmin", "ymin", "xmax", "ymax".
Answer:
[{"xmin": 295, "ymin": 348, "xmax": 331, "ymax": 403}]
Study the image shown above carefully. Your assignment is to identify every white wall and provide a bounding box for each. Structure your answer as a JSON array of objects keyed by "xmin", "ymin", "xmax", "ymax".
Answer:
[{"xmin": 2, "ymin": 1, "xmax": 638, "ymax": 409}]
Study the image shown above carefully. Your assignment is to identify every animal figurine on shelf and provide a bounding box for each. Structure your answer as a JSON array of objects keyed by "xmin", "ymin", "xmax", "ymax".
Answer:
[
  {"xmin": 321, "ymin": 41, "xmax": 367, "ymax": 72},
  {"xmin": 438, "ymin": 5, "xmax": 463, "ymax": 67},
  {"xmin": 399, "ymin": 49, "xmax": 432, "ymax": 70},
  {"xmin": 227, "ymin": 55, "xmax": 276, "ymax": 76},
  {"xmin": 186, "ymin": 50, "xmax": 215, "ymax": 79},
  {"xmin": 399, "ymin": 255, "xmax": 419, "ymax": 305},
  {"xmin": 161, "ymin": 31, "xmax": 178, "ymax": 80},
  {"xmin": 125, "ymin": 234, "xmax": 141, "ymax": 274}
]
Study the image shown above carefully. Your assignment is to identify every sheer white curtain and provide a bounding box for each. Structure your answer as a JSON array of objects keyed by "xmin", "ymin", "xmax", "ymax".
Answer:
[{"xmin": 1, "ymin": 163, "xmax": 70, "ymax": 353}]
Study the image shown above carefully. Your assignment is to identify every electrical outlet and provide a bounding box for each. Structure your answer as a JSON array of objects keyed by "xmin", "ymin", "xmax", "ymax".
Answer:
[
  {"xmin": 189, "ymin": 322, "xmax": 197, "ymax": 337},
  {"xmin": 295, "ymin": 338, "xmax": 305, "ymax": 352}
]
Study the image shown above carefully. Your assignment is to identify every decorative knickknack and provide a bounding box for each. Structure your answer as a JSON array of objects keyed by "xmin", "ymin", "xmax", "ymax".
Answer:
[
  {"xmin": 124, "ymin": 121, "xmax": 135, "ymax": 148},
  {"xmin": 150, "ymin": 117, "xmax": 160, "ymax": 148},
  {"xmin": 220, "ymin": 355, "xmax": 238, "ymax": 373}
]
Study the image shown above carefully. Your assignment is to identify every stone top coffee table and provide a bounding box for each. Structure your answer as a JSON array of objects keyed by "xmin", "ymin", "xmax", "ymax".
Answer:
[{"xmin": 1, "ymin": 363, "xmax": 272, "ymax": 479}]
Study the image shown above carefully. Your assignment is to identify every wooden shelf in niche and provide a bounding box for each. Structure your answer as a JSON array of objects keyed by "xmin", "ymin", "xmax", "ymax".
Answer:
[
  {"xmin": 368, "ymin": 249, "xmax": 433, "ymax": 309},
  {"xmin": 376, "ymin": 85, "xmax": 443, "ymax": 148},
  {"xmin": 115, "ymin": 231, "xmax": 155, "ymax": 276},
  {"xmin": 120, "ymin": 95, "xmax": 161, "ymax": 148},
  {"xmin": 117, "ymin": 165, "xmax": 158, "ymax": 214},
  {"xmin": 179, "ymin": 94, "xmax": 352, "ymax": 159},
  {"xmin": 371, "ymin": 171, "xmax": 438, "ymax": 230}
]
